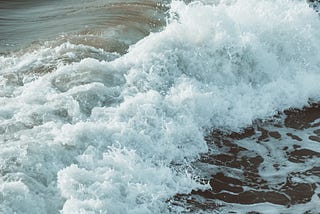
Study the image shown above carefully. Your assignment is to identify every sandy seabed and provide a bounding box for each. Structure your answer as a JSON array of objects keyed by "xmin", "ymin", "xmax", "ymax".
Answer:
[{"xmin": 172, "ymin": 103, "xmax": 320, "ymax": 213}]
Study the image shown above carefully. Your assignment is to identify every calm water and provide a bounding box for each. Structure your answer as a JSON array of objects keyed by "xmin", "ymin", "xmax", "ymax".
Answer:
[{"xmin": 0, "ymin": 0, "xmax": 166, "ymax": 54}]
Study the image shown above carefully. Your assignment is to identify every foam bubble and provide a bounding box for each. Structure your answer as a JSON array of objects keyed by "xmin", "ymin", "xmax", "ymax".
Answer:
[{"xmin": 1, "ymin": 0, "xmax": 320, "ymax": 213}]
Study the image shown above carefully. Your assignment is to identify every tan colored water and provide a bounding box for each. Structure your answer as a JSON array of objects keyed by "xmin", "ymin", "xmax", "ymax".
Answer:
[{"xmin": 0, "ymin": 0, "xmax": 166, "ymax": 55}]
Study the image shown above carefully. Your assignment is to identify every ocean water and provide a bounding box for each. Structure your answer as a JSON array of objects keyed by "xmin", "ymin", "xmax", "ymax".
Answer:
[{"xmin": 1, "ymin": 0, "xmax": 320, "ymax": 213}]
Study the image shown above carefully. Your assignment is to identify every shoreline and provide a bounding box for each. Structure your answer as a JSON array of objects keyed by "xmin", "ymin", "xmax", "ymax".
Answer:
[{"xmin": 172, "ymin": 103, "xmax": 320, "ymax": 212}]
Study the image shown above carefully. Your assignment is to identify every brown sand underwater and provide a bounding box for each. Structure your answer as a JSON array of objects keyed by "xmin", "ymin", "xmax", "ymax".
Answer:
[{"xmin": 171, "ymin": 103, "xmax": 320, "ymax": 213}]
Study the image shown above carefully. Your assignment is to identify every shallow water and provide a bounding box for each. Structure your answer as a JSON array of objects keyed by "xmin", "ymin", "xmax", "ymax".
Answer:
[
  {"xmin": 0, "ymin": 0, "xmax": 166, "ymax": 54},
  {"xmin": 1, "ymin": 0, "xmax": 320, "ymax": 213},
  {"xmin": 172, "ymin": 104, "xmax": 320, "ymax": 213}
]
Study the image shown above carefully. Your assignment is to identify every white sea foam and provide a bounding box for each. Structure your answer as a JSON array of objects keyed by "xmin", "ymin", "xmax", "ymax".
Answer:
[{"xmin": 1, "ymin": 0, "xmax": 320, "ymax": 213}]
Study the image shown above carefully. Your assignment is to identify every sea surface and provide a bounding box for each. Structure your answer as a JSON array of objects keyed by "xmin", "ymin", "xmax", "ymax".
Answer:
[{"xmin": 1, "ymin": 0, "xmax": 320, "ymax": 213}]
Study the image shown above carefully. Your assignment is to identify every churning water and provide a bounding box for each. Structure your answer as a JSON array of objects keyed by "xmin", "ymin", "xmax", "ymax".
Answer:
[{"xmin": 1, "ymin": 0, "xmax": 320, "ymax": 213}]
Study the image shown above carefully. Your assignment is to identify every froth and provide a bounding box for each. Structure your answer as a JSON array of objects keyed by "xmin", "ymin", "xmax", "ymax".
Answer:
[{"xmin": 1, "ymin": 0, "xmax": 320, "ymax": 213}]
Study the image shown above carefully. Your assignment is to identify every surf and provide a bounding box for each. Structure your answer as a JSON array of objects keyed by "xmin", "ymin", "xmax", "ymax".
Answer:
[{"xmin": 1, "ymin": 0, "xmax": 320, "ymax": 213}]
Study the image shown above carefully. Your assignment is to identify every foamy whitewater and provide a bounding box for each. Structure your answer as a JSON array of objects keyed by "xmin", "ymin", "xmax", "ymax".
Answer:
[{"xmin": 1, "ymin": 0, "xmax": 320, "ymax": 213}]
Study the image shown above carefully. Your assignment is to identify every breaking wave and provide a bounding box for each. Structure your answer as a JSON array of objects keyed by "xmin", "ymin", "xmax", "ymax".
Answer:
[{"xmin": 1, "ymin": 0, "xmax": 320, "ymax": 213}]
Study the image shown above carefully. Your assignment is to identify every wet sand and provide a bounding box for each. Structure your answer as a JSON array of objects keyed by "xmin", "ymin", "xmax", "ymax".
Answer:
[{"xmin": 171, "ymin": 103, "xmax": 320, "ymax": 213}]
